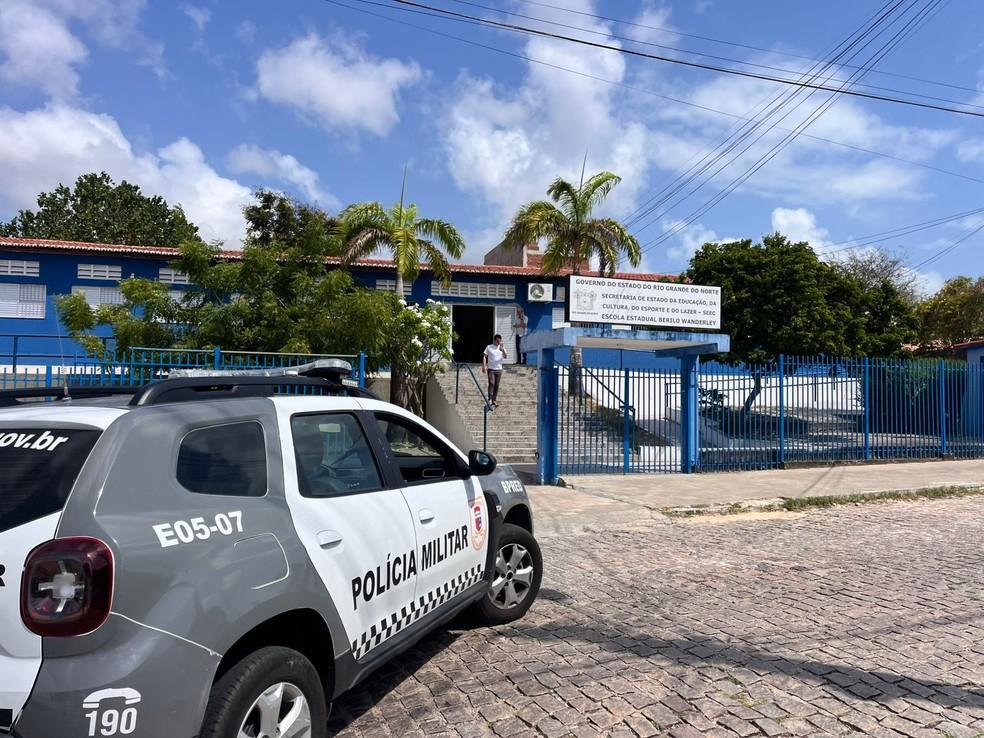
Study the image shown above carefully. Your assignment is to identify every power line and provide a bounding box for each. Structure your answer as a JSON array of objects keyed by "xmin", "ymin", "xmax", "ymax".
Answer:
[
  {"xmin": 635, "ymin": 0, "xmax": 948, "ymax": 254},
  {"xmin": 322, "ymin": 0, "xmax": 984, "ymax": 191},
  {"xmin": 383, "ymin": 0, "xmax": 984, "ymax": 118},
  {"xmin": 438, "ymin": 0, "xmax": 984, "ymax": 111},
  {"xmin": 821, "ymin": 205, "xmax": 984, "ymax": 257},
  {"xmin": 630, "ymin": 0, "xmax": 937, "ymax": 243},
  {"xmin": 325, "ymin": 0, "xmax": 983, "ymax": 272},
  {"xmin": 910, "ymin": 219, "xmax": 984, "ymax": 270},
  {"xmin": 520, "ymin": 0, "xmax": 981, "ymax": 96}
]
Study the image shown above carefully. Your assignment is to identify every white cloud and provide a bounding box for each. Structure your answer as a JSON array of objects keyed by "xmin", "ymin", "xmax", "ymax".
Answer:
[
  {"xmin": 182, "ymin": 5, "xmax": 211, "ymax": 33},
  {"xmin": 957, "ymin": 137, "xmax": 984, "ymax": 163},
  {"xmin": 0, "ymin": 0, "xmax": 164, "ymax": 95},
  {"xmin": 663, "ymin": 221, "xmax": 720, "ymax": 267},
  {"xmin": 228, "ymin": 144, "xmax": 338, "ymax": 208},
  {"xmin": 771, "ymin": 207, "xmax": 831, "ymax": 252},
  {"xmin": 0, "ymin": 1, "xmax": 87, "ymax": 98},
  {"xmin": 442, "ymin": 0, "xmax": 658, "ymax": 231},
  {"xmin": 0, "ymin": 105, "xmax": 251, "ymax": 245},
  {"xmin": 255, "ymin": 33, "xmax": 422, "ymax": 136},
  {"xmin": 629, "ymin": 2, "xmax": 678, "ymax": 45}
]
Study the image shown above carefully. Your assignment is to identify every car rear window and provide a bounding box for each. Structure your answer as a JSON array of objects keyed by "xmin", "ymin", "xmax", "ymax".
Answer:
[
  {"xmin": 176, "ymin": 421, "xmax": 267, "ymax": 497},
  {"xmin": 0, "ymin": 428, "xmax": 102, "ymax": 534}
]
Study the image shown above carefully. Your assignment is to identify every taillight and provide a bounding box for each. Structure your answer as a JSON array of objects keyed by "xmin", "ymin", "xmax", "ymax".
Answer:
[{"xmin": 21, "ymin": 538, "xmax": 114, "ymax": 637}]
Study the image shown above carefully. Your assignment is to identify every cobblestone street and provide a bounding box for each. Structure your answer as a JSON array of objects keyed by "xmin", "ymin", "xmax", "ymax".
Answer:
[{"xmin": 329, "ymin": 497, "xmax": 984, "ymax": 737}]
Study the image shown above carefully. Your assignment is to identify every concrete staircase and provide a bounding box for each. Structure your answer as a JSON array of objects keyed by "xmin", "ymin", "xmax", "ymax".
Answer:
[
  {"xmin": 430, "ymin": 365, "xmax": 539, "ymax": 464},
  {"xmin": 557, "ymin": 393, "xmax": 638, "ymax": 470}
]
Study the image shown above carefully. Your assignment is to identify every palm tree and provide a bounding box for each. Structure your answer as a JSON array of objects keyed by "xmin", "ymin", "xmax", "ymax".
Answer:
[
  {"xmin": 340, "ymin": 184, "xmax": 465, "ymax": 294},
  {"xmin": 499, "ymin": 169, "xmax": 641, "ymax": 276}
]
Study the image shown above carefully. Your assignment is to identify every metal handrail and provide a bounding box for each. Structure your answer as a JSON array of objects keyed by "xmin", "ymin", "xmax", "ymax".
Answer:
[
  {"xmin": 453, "ymin": 361, "xmax": 492, "ymax": 451},
  {"xmin": 557, "ymin": 362, "xmax": 636, "ymax": 417},
  {"xmin": 581, "ymin": 366, "xmax": 635, "ymax": 416}
]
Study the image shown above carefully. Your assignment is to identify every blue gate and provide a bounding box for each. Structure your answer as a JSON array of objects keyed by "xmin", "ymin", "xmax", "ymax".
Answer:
[{"xmin": 556, "ymin": 363, "xmax": 681, "ymax": 474}]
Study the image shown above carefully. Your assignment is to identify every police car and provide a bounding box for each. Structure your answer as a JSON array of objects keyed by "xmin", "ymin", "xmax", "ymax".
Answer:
[{"xmin": 0, "ymin": 361, "xmax": 542, "ymax": 738}]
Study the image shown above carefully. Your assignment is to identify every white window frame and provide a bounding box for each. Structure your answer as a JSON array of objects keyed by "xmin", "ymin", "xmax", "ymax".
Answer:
[
  {"xmin": 375, "ymin": 278, "xmax": 413, "ymax": 296},
  {"xmin": 159, "ymin": 268, "xmax": 190, "ymax": 285},
  {"xmin": 0, "ymin": 283, "xmax": 46, "ymax": 319},
  {"xmin": 72, "ymin": 285, "xmax": 125, "ymax": 309},
  {"xmin": 0, "ymin": 260, "xmax": 39, "ymax": 277},
  {"xmin": 431, "ymin": 281, "xmax": 515, "ymax": 300},
  {"xmin": 77, "ymin": 263, "xmax": 122, "ymax": 281}
]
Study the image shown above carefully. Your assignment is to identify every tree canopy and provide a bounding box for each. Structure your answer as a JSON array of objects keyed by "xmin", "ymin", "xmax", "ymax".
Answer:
[
  {"xmin": 0, "ymin": 172, "xmax": 199, "ymax": 247},
  {"xmin": 916, "ymin": 276, "xmax": 984, "ymax": 352},
  {"xmin": 56, "ymin": 192, "xmax": 393, "ymax": 366},
  {"xmin": 687, "ymin": 233, "xmax": 918, "ymax": 363},
  {"xmin": 499, "ymin": 170, "xmax": 641, "ymax": 276},
  {"xmin": 341, "ymin": 199, "xmax": 465, "ymax": 295}
]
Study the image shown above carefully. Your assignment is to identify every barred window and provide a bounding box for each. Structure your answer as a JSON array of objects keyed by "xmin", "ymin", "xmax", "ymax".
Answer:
[
  {"xmin": 72, "ymin": 285, "xmax": 125, "ymax": 308},
  {"xmin": 77, "ymin": 264, "xmax": 122, "ymax": 280},
  {"xmin": 159, "ymin": 268, "xmax": 190, "ymax": 285},
  {"xmin": 0, "ymin": 260, "xmax": 39, "ymax": 277},
  {"xmin": 0, "ymin": 283, "xmax": 45, "ymax": 319},
  {"xmin": 374, "ymin": 279, "xmax": 413, "ymax": 296},
  {"xmin": 431, "ymin": 281, "xmax": 515, "ymax": 299}
]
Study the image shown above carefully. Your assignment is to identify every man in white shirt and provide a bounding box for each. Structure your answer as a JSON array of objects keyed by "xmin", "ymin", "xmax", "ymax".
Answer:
[{"xmin": 481, "ymin": 333, "xmax": 507, "ymax": 407}]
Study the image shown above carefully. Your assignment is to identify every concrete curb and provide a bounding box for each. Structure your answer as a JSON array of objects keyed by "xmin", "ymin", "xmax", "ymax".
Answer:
[{"xmin": 659, "ymin": 483, "xmax": 984, "ymax": 518}]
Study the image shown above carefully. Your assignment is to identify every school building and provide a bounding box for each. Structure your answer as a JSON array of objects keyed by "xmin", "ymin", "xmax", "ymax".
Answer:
[{"xmin": 0, "ymin": 236, "xmax": 679, "ymax": 367}]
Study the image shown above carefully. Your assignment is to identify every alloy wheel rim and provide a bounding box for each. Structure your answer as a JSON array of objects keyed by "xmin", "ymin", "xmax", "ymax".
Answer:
[
  {"xmin": 488, "ymin": 542, "xmax": 534, "ymax": 610},
  {"xmin": 238, "ymin": 681, "xmax": 312, "ymax": 738}
]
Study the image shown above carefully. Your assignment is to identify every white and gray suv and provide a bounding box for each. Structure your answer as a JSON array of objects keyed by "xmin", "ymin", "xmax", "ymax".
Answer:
[{"xmin": 0, "ymin": 361, "xmax": 542, "ymax": 738}]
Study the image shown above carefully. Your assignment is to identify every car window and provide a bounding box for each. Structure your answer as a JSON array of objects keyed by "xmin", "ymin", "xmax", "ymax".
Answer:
[
  {"xmin": 291, "ymin": 413, "xmax": 383, "ymax": 497},
  {"xmin": 177, "ymin": 422, "xmax": 267, "ymax": 497},
  {"xmin": 0, "ymin": 428, "xmax": 102, "ymax": 533},
  {"xmin": 375, "ymin": 414, "xmax": 459, "ymax": 485}
]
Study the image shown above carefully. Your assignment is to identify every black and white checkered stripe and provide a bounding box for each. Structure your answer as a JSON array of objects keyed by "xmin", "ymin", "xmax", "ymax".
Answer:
[{"xmin": 351, "ymin": 564, "xmax": 484, "ymax": 660}]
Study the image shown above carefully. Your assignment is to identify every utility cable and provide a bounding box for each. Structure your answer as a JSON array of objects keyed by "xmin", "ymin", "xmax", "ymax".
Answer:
[
  {"xmin": 381, "ymin": 0, "xmax": 984, "ymax": 118},
  {"xmin": 520, "ymin": 0, "xmax": 981, "ymax": 96}
]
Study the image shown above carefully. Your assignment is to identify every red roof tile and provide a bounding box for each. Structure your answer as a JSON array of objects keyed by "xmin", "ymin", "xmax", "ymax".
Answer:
[{"xmin": 0, "ymin": 236, "xmax": 679, "ymax": 281}]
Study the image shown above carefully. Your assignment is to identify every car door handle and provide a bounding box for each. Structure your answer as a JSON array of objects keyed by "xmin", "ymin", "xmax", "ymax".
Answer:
[
  {"xmin": 317, "ymin": 530, "xmax": 343, "ymax": 549},
  {"xmin": 418, "ymin": 509, "xmax": 435, "ymax": 524}
]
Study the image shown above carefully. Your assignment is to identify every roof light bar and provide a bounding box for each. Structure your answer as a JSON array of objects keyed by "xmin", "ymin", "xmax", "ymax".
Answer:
[{"xmin": 168, "ymin": 359, "xmax": 353, "ymax": 380}]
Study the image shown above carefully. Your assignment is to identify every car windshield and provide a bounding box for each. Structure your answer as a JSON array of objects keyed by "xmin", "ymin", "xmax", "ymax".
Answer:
[{"xmin": 0, "ymin": 428, "xmax": 102, "ymax": 533}]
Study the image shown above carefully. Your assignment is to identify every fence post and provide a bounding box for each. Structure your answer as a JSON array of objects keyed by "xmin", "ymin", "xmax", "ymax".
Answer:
[
  {"xmin": 940, "ymin": 359, "xmax": 947, "ymax": 457},
  {"xmin": 680, "ymin": 355, "xmax": 700, "ymax": 474},
  {"xmin": 863, "ymin": 357, "xmax": 872, "ymax": 460},
  {"xmin": 623, "ymin": 369, "xmax": 631, "ymax": 474},
  {"xmin": 537, "ymin": 348, "xmax": 558, "ymax": 484},
  {"xmin": 213, "ymin": 346, "xmax": 222, "ymax": 370},
  {"xmin": 778, "ymin": 355, "xmax": 785, "ymax": 468},
  {"xmin": 455, "ymin": 364, "xmax": 460, "ymax": 404},
  {"xmin": 358, "ymin": 352, "xmax": 367, "ymax": 388},
  {"xmin": 45, "ymin": 365, "xmax": 52, "ymax": 389}
]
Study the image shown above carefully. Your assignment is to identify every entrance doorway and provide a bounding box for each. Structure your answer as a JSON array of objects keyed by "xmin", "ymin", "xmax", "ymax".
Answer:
[{"xmin": 451, "ymin": 305, "xmax": 493, "ymax": 362}]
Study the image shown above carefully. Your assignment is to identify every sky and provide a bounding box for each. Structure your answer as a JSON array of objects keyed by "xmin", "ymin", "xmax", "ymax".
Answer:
[{"xmin": 0, "ymin": 0, "xmax": 983, "ymax": 295}]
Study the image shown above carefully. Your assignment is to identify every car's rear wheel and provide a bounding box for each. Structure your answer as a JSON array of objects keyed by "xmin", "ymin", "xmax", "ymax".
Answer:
[
  {"xmin": 472, "ymin": 523, "xmax": 542, "ymax": 625},
  {"xmin": 200, "ymin": 646, "xmax": 328, "ymax": 738}
]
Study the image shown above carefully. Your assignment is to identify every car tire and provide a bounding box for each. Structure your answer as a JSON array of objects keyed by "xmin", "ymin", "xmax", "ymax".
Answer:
[
  {"xmin": 472, "ymin": 523, "xmax": 543, "ymax": 626},
  {"xmin": 199, "ymin": 646, "xmax": 328, "ymax": 738}
]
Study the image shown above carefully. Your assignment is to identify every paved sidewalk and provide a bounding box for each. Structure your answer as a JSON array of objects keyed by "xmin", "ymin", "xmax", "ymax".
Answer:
[{"xmin": 548, "ymin": 458, "xmax": 984, "ymax": 508}]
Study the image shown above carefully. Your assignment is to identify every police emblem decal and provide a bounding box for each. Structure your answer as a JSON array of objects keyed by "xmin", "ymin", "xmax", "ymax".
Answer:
[{"xmin": 471, "ymin": 500, "xmax": 486, "ymax": 551}]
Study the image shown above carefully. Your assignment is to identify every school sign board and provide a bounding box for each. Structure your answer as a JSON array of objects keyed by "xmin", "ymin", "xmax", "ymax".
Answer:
[{"xmin": 567, "ymin": 275, "xmax": 721, "ymax": 330}]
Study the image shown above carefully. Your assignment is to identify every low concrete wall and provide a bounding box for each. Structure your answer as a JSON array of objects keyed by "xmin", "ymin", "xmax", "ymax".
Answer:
[{"xmin": 425, "ymin": 376, "xmax": 478, "ymax": 452}]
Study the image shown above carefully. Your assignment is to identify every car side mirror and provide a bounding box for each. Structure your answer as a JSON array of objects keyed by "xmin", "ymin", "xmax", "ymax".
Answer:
[{"xmin": 468, "ymin": 450, "xmax": 497, "ymax": 476}]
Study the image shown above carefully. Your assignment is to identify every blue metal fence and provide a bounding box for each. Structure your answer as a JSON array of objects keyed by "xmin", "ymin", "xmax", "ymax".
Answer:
[
  {"xmin": 0, "ymin": 346, "xmax": 367, "ymax": 390},
  {"xmin": 555, "ymin": 354, "xmax": 984, "ymax": 475}
]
